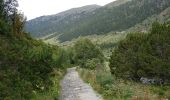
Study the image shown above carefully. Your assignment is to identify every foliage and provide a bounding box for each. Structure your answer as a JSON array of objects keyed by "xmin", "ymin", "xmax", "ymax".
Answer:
[
  {"xmin": 96, "ymin": 71, "xmax": 113, "ymax": 86},
  {"xmin": 78, "ymin": 68, "xmax": 170, "ymax": 100},
  {"xmin": 12, "ymin": 12, "xmax": 26, "ymax": 35},
  {"xmin": 44, "ymin": 32, "xmax": 127, "ymax": 59},
  {"xmin": 109, "ymin": 23, "xmax": 170, "ymax": 81},
  {"xmin": 0, "ymin": 30, "xmax": 74, "ymax": 99},
  {"xmin": 0, "ymin": 0, "xmax": 18, "ymax": 21},
  {"xmin": 52, "ymin": 47, "xmax": 74, "ymax": 69},
  {"xmin": 26, "ymin": 0, "xmax": 170, "ymax": 42},
  {"xmin": 73, "ymin": 38, "xmax": 104, "ymax": 69},
  {"xmin": 0, "ymin": 0, "xmax": 72, "ymax": 98},
  {"xmin": 0, "ymin": 0, "xmax": 26, "ymax": 35},
  {"xmin": 31, "ymin": 69, "xmax": 65, "ymax": 100}
]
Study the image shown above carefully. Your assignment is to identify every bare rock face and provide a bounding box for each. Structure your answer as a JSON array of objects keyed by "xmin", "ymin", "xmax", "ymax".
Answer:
[{"xmin": 60, "ymin": 67, "xmax": 103, "ymax": 100}]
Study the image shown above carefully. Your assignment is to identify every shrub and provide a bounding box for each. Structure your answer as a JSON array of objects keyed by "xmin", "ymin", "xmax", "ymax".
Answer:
[
  {"xmin": 109, "ymin": 23, "xmax": 170, "ymax": 82},
  {"xmin": 73, "ymin": 38, "xmax": 104, "ymax": 69},
  {"xmin": 0, "ymin": 34, "xmax": 69, "ymax": 99},
  {"xmin": 96, "ymin": 72, "xmax": 113, "ymax": 86}
]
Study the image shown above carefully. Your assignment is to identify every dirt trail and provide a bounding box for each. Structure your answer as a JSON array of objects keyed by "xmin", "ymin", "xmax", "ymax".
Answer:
[{"xmin": 60, "ymin": 67, "xmax": 103, "ymax": 100}]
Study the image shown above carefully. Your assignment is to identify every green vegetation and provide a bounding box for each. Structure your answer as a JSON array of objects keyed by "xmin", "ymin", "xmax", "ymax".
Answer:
[
  {"xmin": 44, "ymin": 32, "xmax": 127, "ymax": 59},
  {"xmin": 26, "ymin": 0, "xmax": 170, "ymax": 42},
  {"xmin": 0, "ymin": 29, "xmax": 70, "ymax": 99},
  {"xmin": 73, "ymin": 39, "xmax": 104, "ymax": 69},
  {"xmin": 1, "ymin": 0, "xmax": 170, "ymax": 99},
  {"xmin": 31, "ymin": 69, "xmax": 65, "ymax": 100},
  {"xmin": 0, "ymin": 0, "xmax": 71, "ymax": 99},
  {"xmin": 25, "ymin": 5, "xmax": 100, "ymax": 38},
  {"xmin": 76, "ymin": 23, "xmax": 170, "ymax": 100},
  {"xmin": 110, "ymin": 23, "xmax": 170, "ymax": 81},
  {"xmin": 127, "ymin": 7, "xmax": 170, "ymax": 32},
  {"xmin": 78, "ymin": 68, "xmax": 170, "ymax": 100}
]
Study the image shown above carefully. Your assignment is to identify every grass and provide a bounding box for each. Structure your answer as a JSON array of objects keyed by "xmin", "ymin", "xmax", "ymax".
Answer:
[
  {"xmin": 43, "ymin": 32, "xmax": 126, "ymax": 47},
  {"xmin": 77, "ymin": 68, "xmax": 170, "ymax": 100},
  {"xmin": 31, "ymin": 69, "xmax": 65, "ymax": 100},
  {"xmin": 43, "ymin": 32, "xmax": 127, "ymax": 58}
]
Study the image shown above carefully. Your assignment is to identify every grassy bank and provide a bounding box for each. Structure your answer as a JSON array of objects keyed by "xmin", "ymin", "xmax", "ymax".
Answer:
[
  {"xmin": 31, "ymin": 69, "xmax": 66, "ymax": 100},
  {"xmin": 78, "ymin": 68, "xmax": 170, "ymax": 100}
]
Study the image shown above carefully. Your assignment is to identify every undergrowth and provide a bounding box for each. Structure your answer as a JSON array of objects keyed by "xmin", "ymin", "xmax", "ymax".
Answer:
[
  {"xmin": 78, "ymin": 68, "xmax": 170, "ymax": 100},
  {"xmin": 0, "ymin": 34, "xmax": 68, "ymax": 99},
  {"xmin": 31, "ymin": 69, "xmax": 66, "ymax": 100}
]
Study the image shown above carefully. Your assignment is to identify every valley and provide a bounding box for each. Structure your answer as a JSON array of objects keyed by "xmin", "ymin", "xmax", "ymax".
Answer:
[
  {"xmin": 0, "ymin": 0, "xmax": 170, "ymax": 100},
  {"xmin": 26, "ymin": 0, "xmax": 170, "ymax": 42}
]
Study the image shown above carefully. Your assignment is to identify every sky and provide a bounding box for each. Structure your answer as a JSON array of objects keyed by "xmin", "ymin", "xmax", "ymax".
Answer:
[{"xmin": 18, "ymin": 0, "xmax": 115, "ymax": 20}]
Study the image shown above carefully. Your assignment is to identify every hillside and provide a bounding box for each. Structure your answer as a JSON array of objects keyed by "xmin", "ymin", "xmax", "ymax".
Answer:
[
  {"xmin": 127, "ymin": 7, "xmax": 170, "ymax": 32},
  {"xmin": 105, "ymin": 0, "xmax": 131, "ymax": 8},
  {"xmin": 43, "ymin": 32, "xmax": 127, "ymax": 58},
  {"xmin": 25, "ymin": 5, "xmax": 101, "ymax": 37},
  {"xmin": 1, "ymin": 0, "xmax": 170, "ymax": 99},
  {"xmin": 26, "ymin": 0, "xmax": 170, "ymax": 42}
]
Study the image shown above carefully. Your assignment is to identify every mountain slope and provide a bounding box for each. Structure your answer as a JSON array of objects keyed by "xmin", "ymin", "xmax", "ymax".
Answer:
[
  {"xmin": 127, "ymin": 7, "xmax": 170, "ymax": 32},
  {"xmin": 26, "ymin": 0, "xmax": 170, "ymax": 42},
  {"xmin": 25, "ymin": 5, "xmax": 101, "ymax": 37},
  {"xmin": 105, "ymin": 0, "xmax": 132, "ymax": 8}
]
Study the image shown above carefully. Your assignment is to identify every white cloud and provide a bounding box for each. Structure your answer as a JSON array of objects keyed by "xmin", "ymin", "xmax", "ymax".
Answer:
[{"xmin": 18, "ymin": 0, "xmax": 115, "ymax": 20}]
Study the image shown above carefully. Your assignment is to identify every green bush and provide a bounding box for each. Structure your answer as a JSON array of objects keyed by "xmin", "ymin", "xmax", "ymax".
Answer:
[
  {"xmin": 0, "ymin": 0, "xmax": 72, "ymax": 99},
  {"xmin": 0, "ymin": 34, "xmax": 71, "ymax": 99},
  {"xmin": 109, "ymin": 22, "xmax": 170, "ymax": 81},
  {"xmin": 73, "ymin": 38, "xmax": 104, "ymax": 69},
  {"xmin": 96, "ymin": 72, "xmax": 113, "ymax": 86},
  {"xmin": 0, "ymin": 19, "xmax": 10, "ymax": 34}
]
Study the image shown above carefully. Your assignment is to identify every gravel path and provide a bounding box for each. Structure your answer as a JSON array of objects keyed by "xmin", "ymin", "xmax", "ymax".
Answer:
[{"xmin": 60, "ymin": 67, "xmax": 103, "ymax": 100}]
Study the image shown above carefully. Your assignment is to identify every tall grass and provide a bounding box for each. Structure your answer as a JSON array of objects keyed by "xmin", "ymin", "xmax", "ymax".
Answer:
[
  {"xmin": 78, "ymin": 68, "xmax": 170, "ymax": 100},
  {"xmin": 31, "ymin": 69, "xmax": 65, "ymax": 100}
]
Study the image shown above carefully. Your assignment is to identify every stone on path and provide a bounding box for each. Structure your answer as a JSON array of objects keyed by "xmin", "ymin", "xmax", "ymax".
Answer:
[{"xmin": 60, "ymin": 67, "xmax": 103, "ymax": 100}]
